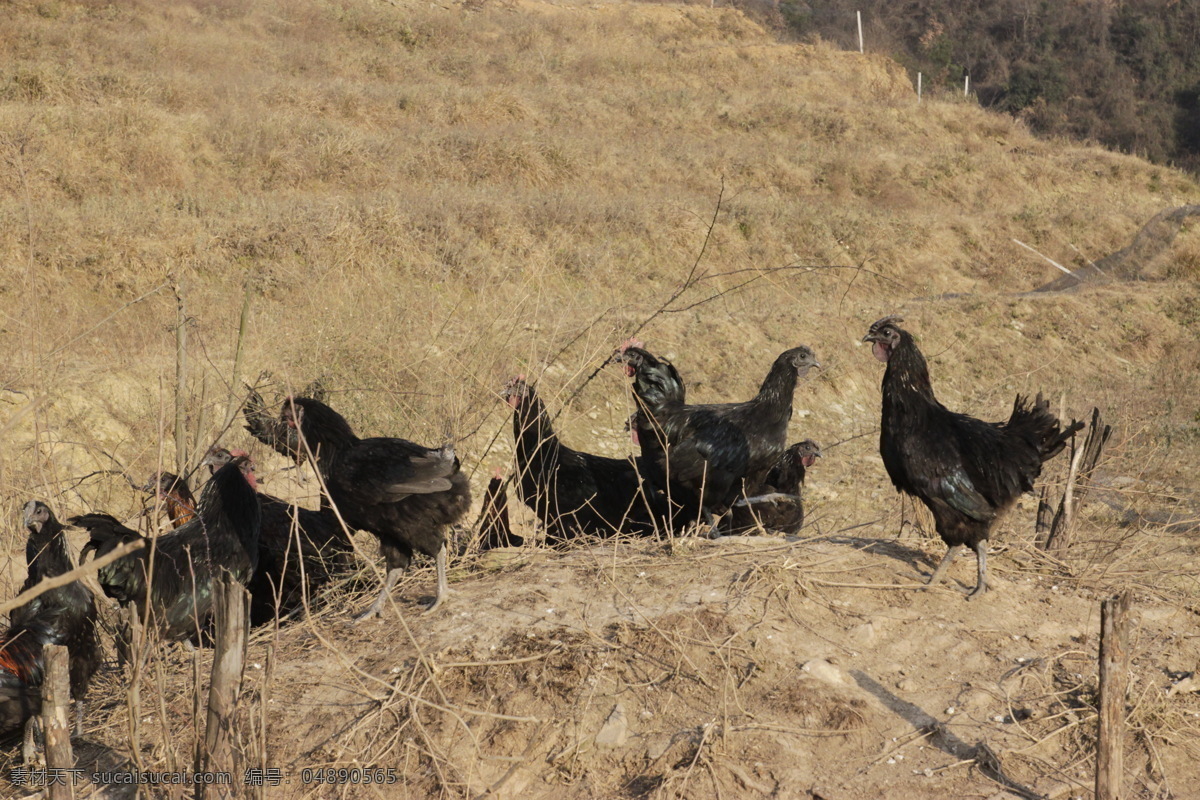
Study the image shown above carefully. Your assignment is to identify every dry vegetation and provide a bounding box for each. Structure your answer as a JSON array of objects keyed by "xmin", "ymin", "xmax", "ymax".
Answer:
[{"xmin": 1, "ymin": 0, "xmax": 1200, "ymax": 797}]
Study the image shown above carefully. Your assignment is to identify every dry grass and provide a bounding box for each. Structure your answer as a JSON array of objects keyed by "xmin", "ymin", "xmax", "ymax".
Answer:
[{"xmin": 1, "ymin": 0, "xmax": 1200, "ymax": 796}]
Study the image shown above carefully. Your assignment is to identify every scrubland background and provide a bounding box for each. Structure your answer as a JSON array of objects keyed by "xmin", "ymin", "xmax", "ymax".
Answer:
[{"xmin": 1, "ymin": 0, "xmax": 1199, "ymax": 797}]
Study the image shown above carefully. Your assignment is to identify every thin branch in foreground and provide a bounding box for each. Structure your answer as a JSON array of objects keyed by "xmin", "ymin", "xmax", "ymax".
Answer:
[{"xmin": 0, "ymin": 539, "xmax": 144, "ymax": 617}]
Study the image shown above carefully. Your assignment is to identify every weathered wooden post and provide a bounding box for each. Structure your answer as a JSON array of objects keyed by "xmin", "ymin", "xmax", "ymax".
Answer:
[
  {"xmin": 42, "ymin": 644, "xmax": 75, "ymax": 800},
  {"xmin": 199, "ymin": 574, "xmax": 249, "ymax": 798},
  {"xmin": 1096, "ymin": 590, "xmax": 1131, "ymax": 800}
]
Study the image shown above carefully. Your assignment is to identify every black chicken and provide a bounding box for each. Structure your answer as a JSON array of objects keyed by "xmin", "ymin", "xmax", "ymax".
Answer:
[
  {"xmin": 244, "ymin": 386, "xmax": 305, "ymax": 467},
  {"xmin": 73, "ymin": 453, "xmax": 262, "ymax": 642},
  {"xmin": 476, "ymin": 471, "xmax": 522, "ymax": 551},
  {"xmin": 0, "ymin": 502, "xmax": 100, "ymax": 742},
  {"xmin": 142, "ymin": 471, "xmax": 197, "ymax": 528},
  {"xmin": 205, "ymin": 448, "xmax": 356, "ymax": 626},
  {"xmin": 502, "ymin": 376, "xmax": 667, "ymax": 543},
  {"xmin": 723, "ymin": 440, "xmax": 821, "ymax": 536},
  {"xmin": 613, "ymin": 344, "xmax": 820, "ymax": 535},
  {"xmin": 863, "ymin": 316, "xmax": 1083, "ymax": 598},
  {"xmin": 243, "ymin": 380, "xmax": 328, "ymax": 471},
  {"xmin": 281, "ymin": 397, "xmax": 471, "ymax": 619}
]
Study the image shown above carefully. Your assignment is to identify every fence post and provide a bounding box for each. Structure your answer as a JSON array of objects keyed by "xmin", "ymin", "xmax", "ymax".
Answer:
[
  {"xmin": 42, "ymin": 644, "xmax": 75, "ymax": 800},
  {"xmin": 1096, "ymin": 590, "xmax": 1131, "ymax": 800},
  {"xmin": 199, "ymin": 574, "xmax": 249, "ymax": 797}
]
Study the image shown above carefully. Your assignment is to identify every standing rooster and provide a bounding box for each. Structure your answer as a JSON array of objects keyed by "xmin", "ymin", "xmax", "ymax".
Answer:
[
  {"xmin": 0, "ymin": 502, "xmax": 99, "ymax": 740},
  {"xmin": 863, "ymin": 316, "xmax": 1083, "ymax": 598},
  {"xmin": 73, "ymin": 453, "xmax": 262, "ymax": 642},
  {"xmin": 503, "ymin": 376, "xmax": 667, "ymax": 542},
  {"xmin": 281, "ymin": 398, "xmax": 471, "ymax": 619}
]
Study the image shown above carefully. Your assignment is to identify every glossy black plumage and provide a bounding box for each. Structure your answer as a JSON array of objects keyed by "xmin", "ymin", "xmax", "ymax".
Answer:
[
  {"xmin": 614, "ymin": 344, "xmax": 819, "ymax": 534},
  {"xmin": 503, "ymin": 377, "xmax": 667, "ymax": 543},
  {"xmin": 73, "ymin": 456, "xmax": 262, "ymax": 642},
  {"xmin": 724, "ymin": 440, "xmax": 821, "ymax": 536},
  {"xmin": 864, "ymin": 316, "xmax": 1084, "ymax": 597},
  {"xmin": 283, "ymin": 397, "xmax": 471, "ymax": 618},
  {"xmin": 206, "ymin": 448, "xmax": 356, "ymax": 626},
  {"xmin": 0, "ymin": 502, "xmax": 99, "ymax": 742}
]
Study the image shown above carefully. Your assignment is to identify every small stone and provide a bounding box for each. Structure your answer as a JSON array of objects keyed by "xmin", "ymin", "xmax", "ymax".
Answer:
[
  {"xmin": 801, "ymin": 659, "xmax": 849, "ymax": 686},
  {"xmin": 596, "ymin": 703, "xmax": 629, "ymax": 748}
]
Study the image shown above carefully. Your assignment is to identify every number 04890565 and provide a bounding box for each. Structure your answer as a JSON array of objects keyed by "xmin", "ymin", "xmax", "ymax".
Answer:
[{"xmin": 300, "ymin": 768, "xmax": 398, "ymax": 785}]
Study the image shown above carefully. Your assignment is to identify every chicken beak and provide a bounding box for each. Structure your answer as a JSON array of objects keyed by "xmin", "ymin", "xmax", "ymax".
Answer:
[{"xmin": 21, "ymin": 501, "xmax": 37, "ymax": 529}]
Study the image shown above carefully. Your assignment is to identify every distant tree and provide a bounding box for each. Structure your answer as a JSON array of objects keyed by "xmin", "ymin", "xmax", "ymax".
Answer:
[{"xmin": 781, "ymin": 0, "xmax": 1200, "ymax": 173}]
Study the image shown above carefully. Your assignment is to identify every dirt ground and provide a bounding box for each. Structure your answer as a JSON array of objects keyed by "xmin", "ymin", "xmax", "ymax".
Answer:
[{"xmin": 228, "ymin": 493, "xmax": 1200, "ymax": 800}]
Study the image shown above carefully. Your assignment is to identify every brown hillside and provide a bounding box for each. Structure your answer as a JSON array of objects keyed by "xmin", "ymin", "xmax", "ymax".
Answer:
[{"xmin": 1, "ymin": 0, "xmax": 1199, "ymax": 797}]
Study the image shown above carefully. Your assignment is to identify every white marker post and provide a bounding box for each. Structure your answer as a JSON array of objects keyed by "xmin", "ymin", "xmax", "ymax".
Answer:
[
  {"xmin": 917, "ymin": 72, "xmax": 922, "ymax": 103},
  {"xmin": 964, "ymin": 75, "xmax": 970, "ymax": 96},
  {"xmin": 857, "ymin": 11, "xmax": 864, "ymax": 53}
]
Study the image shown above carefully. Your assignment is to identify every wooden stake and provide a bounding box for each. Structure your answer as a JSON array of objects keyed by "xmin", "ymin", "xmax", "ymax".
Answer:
[
  {"xmin": 125, "ymin": 604, "xmax": 145, "ymax": 773},
  {"xmin": 42, "ymin": 644, "xmax": 74, "ymax": 800},
  {"xmin": 1096, "ymin": 590, "xmax": 1131, "ymax": 800},
  {"xmin": 1039, "ymin": 408, "xmax": 1112, "ymax": 552},
  {"xmin": 200, "ymin": 574, "xmax": 249, "ymax": 798}
]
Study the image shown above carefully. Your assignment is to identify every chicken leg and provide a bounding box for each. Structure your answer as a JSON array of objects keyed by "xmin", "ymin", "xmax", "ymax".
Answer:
[
  {"xmin": 354, "ymin": 568, "xmax": 402, "ymax": 622},
  {"xmin": 967, "ymin": 541, "xmax": 988, "ymax": 599},
  {"xmin": 423, "ymin": 544, "xmax": 449, "ymax": 613},
  {"xmin": 925, "ymin": 544, "xmax": 963, "ymax": 588}
]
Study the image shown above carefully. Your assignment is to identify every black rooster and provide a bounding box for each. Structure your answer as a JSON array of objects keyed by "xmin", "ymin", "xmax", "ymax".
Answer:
[
  {"xmin": 614, "ymin": 344, "xmax": 820, "ymax": 535},
  {"xmin": 0, "ymin": 502, "xmax": 99, "ymax": 741},
  {"xmin": 723, "ymin": 440, "xmax": 821, "ymax": 536},
  {"xmin": 73, "ymin": 453, "xmax": 262, "ymax": 642},
  {"xmin": 502, "ymin": 376, "xmax": 667, "ymax": 543},
  {"xmin": 863, "ymin": 316, "xmax": 1083, "ymax": 597},
  {"xmin": 243, "ymin": 380, "xmax": 327, "ymax": 473},
  {"xmin": 281, "ymin": 397, "xmax": 471, "ymax": 619},
  {"xmin": 205, "ymin": 448, "xmax": 356, "ymax": 626},
  {"xmin": 142, "ymin": 471, "xmax": 197, "ymax": 528}
]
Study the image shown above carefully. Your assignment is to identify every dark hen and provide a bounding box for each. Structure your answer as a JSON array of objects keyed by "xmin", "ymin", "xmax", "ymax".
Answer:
[
  {"xmin": 205, "ymin": 448, "xmax": 356, "ymax": 626},
  {"xmin": 613, "ymin": 344, "xmax": 819, "ymax": 535},
  {"xmin": 863, "ymin": 316, "xmax": 1083, "ymax": 598},
  {"xmin": 243, "ymin": 386, "xmax": 304, "ymax": 467},
  {"xmin": 0, "ymin": 502, "xmax": 100, "ymax": 742},
  {"xmin": 243, "ymin": 379, "xmax": 329, "ymax": 468},
  {"xmin": 73, "ymin": 454, "xmax": 262, "ymax": 641},
  {"xmin": 723, "ymin": 440, "xmax": 821, "ymax": 536},
  {"xmin": 476, "ymin": 471, "xmax": 522, "ymax": 551},
  {"xmin": 142, "ymin": 471, "xmax": 197, "ymax": 529},
  {"xmin": 502, "ymin": 376, "xmax": 667, "ymax": 543},
  {"xmin": 282, "ymin": 397, "xmax": 471, "ymax": 619}
]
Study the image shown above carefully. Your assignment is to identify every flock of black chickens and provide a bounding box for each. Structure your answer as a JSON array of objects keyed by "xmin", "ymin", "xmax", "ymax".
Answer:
[{"xmin": 0, "ymin": 316, "xmax": 1083, "ymax": 755}]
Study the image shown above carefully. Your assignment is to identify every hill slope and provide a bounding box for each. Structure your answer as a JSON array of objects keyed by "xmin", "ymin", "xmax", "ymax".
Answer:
[{"xmin": 0, "ymin": 0, "xmax": 1199, "ymax": 797}]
